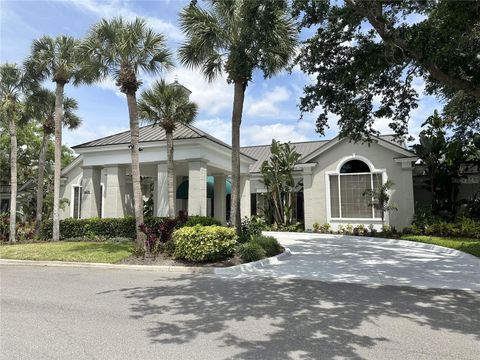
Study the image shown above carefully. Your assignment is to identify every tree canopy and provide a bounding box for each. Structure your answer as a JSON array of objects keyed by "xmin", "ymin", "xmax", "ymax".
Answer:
[{"xmin": 293, "ymin": 0, "xmax": 480, "ymax": 141}]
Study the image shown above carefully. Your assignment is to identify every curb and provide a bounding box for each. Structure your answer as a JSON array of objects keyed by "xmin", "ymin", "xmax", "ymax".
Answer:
[
  {"xmin": 215, "ymin": 247, "xmax": 292, "ymax": 275},
  {"xmin": 0, "ymin": 259, "xmax": 215, "ymax": 274},
  {"xmin": 0, "ymin": 248, "xmax": 292, "ymax": 274}
]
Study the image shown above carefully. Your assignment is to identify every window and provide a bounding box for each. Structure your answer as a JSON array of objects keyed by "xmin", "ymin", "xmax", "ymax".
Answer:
[
  {"xmin": 73, "ymin": 186, "xmax": 82, "ymax": 219},
  {"xmin": 329, "ymin": 159, "xmax": 382, "ymax": 219},
  {"xmin": 99, "ymin": 184, "xmax": 104, "ymax": 218}
]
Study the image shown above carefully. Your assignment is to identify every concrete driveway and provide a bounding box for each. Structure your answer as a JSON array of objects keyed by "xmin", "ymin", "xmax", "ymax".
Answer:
[{"xmin": 218, "ymin": 232, "xmax": 480, "ymax": 291}]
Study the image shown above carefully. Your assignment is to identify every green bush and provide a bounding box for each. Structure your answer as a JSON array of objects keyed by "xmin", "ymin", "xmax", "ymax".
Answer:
[
  {"xmin": 173, "ymin": 225, "xmax": 237, "ymax": 262},
  {"xmin": 39, "ymin": 216, "xmax": 177, "ymax": 240},
  {"xmin": 240, "ymin": 216, "xmax": 265, "ymax": 242},
  {"xmin": 251, "ymin": 235, "xmax": 282, "ymax": 257},
  {"xmin": 237, "ymin": 242, "xmax": 266, "ymax": 262},
  {"xmin": 184, "ymin": 216, "xmax": 221, "ymax": 227}
]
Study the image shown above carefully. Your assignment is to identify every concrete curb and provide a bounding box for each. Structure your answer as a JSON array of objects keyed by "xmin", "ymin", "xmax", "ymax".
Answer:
[
  {"xmin": 215, "ymin": 248, "xmax": 292, "ymax": 275},
  {"xmin": 0, "ymin": 259, "xmax": 215, "ymax": 274},
  {"xmin": 0, "ymin": 247, "xmax": 292, "ymax": 274}
]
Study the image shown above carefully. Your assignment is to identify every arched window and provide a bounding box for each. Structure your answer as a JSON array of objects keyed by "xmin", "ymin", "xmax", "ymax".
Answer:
[
  {"xmin": 329, "ymin": 158, "xmax": 383, "ymax": 219},
  {"xmin": 340, "ymin": 160, "xmax": 370, "ymax": 173}
]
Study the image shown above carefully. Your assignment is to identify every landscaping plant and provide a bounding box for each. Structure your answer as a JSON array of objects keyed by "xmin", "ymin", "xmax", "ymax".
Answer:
[{"xmin": 237, "ymin": 242, "xmax": 266, "ymax": 263}]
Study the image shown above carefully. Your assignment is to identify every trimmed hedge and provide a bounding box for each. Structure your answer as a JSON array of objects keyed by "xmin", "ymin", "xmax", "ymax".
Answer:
[
  {"xmin": 238, "ymin": 242, "xmax": 266, "ymax": 262},
  {"xmin": 39, "ymin": 217, "xmax": 177, "ymax": 240},
  {"xmin": 173, "ymin": 225, "xmax": 237, "ymax": 262}
]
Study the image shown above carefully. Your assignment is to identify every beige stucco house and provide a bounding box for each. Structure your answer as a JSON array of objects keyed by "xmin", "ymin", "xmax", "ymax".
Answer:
[{"xmin": 60, "ymin": 122, "xmax": 418, "ymax": 231}]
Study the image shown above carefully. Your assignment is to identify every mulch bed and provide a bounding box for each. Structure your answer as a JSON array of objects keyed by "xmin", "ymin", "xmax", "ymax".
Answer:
[{"xmin": 118, "ymin": 252, "xmax": 244, "ymax": 267}]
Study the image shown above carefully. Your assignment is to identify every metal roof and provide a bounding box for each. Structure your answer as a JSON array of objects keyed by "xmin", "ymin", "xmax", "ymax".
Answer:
[{"xmin": 241, "ymin": 140, "xmax": 330, "ymax": 173}]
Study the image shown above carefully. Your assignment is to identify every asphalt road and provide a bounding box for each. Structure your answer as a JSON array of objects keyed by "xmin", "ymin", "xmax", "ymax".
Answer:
[{"xmin": 1, "ymin": 265, "xmax": 479, "ymax": 359}]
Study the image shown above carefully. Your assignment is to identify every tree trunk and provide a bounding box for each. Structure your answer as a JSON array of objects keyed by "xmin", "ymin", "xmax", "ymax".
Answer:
[
  {"xmin": 230, "ymin": 81, "xmax": 246, "ymax": 234},
  {"xmin": 126, "ymin": 92, "xmax": 145, "ymax": 250},
  {"xmin": 166, "ymin": 130, "xmax": 175, "ymax": 218},
  {"xmin": 52, "ymin": 82, "xmax": 65, "ymax": 241},
  {"xmin": 34, "ymin": 131, "xmax": 48, "ymax": 237},
  {"xmin": 9, "ymin": 117, "xmax": 17, "ymax": 243}
]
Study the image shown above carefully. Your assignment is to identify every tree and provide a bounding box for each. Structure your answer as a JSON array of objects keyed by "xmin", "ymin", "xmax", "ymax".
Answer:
[
  {"xmin": 138, "ymin": 79, "xmax": 198, "ymax": 218},
  {"xmin": 363, "ymin": 180, "xmax": 397, "ymax": 229},
  {"xmin": 179, "ymin": 0, "xmax": 298, "ymax": 233},
  {"xmin": 0, "ymin": 63, "xmax": 27, "ymax": 242},
  {"xmin": 25, "ymin": 35, "xmax": 92, "ymax": 241},
  {"xmin": 293, "ymin": 0, "xmax": 480, "ymax": 141},
  {"xmin": 260, "ymin": 140, "xmax": 301, "ymax": 226},
  {"xmin": 25, "ymin": 88, "xmax": 81, "ymax": 236},
  {"xmin": 81, "ymin": 17, "xmax": 172, "ymax": 249},
  {"xmin": 412, "ymin": 111, "xmax": 480, "ymax": 220}
]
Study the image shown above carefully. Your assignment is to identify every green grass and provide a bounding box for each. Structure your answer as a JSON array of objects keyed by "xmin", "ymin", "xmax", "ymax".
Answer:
[
  {"xmin": 0, "ymin": 241, "xmax": 134, "ymax": 263},
  {"xmin": 400, "ymin": 235, "xmax": 480, "ymax": 258}
]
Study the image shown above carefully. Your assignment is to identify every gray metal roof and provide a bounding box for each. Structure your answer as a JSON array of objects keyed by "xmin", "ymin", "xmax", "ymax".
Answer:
[
  {"xmin": 72, "ymin": 123, "xmax": 256, "ymax": 159},
  {"xmin": 241, "ymin": 140, "xmax": 330, "ymax": 173},
  {"xmin": 241, "ymin": 135, "xmax": 410, "ymax": 173}
]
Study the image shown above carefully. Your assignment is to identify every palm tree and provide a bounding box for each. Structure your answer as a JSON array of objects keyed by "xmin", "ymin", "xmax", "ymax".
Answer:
[
  {"xmin": 25, "ymin": 88, "xmax": 81, "ymax": 237},
  {"xmin": 0, "ymin": 63, "xmax": 27, "ymax": 243},
  {"xmin": 138, "ymin": 79, "xmax": 198, "ymax": 218},
  {"xmin": 363, "ymin": 180, "xmax": 398, "ymax": 229},
  {"xmin": 81, "ymin": 17, "xmax": 172, "ymax": 249},
  {"xmin": 25, "ymin": 35, "xmax": 92, "ymax": 241},
  {"xmin": 178, "ymin": 0, "xmax": 297, "ymax": 233}
]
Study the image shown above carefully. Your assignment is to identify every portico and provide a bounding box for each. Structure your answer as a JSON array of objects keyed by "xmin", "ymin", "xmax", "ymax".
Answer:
[{"xmin": 61, "ymin": 124, "xmax": 255, "ymax": 224}]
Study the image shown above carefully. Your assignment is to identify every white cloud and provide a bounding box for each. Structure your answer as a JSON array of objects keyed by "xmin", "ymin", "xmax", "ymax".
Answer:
[
  {"xmin": 246, "ymin": 86, "xmax": 291, "ymax": 118},
  {"xmin": 95, "ymin": 76, "xmax": 124, "ymax": 97},
  {"xmin": 242, "ymin": 123, "xmax": 309, "ymax": 146},
  {"xmin": 63, "ymin": 124, "xmax": 129, "ymax": 147},
  {"xmin": 165, "ymin": 67, "xmax": 233, "ymax": 117},
  {"xmin": 195, "ymin": 118, "xmax": 232, "ymax": 144},
  {"xmin": 71, "ymin": 0, "xmax": 183, "ymax": 41}
]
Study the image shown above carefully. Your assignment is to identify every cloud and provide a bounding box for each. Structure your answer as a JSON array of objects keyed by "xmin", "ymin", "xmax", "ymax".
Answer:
[
  {"xmin": 242, "ymin": 123, "xmax": 310, "ymax": 146},
  {"xmin": 165, "ymin": 67, "xmax": 234, "ymax": 117},
  {"xmin": 71, "ymin": 0, "xmax": 183, "ymax": 41},
  {"xmin": 195, "ymin": 118, "xmax": 232, "ymax": 144},
  {"xmin": 63, "ymin": 124, "xmax": 129, "ymax": 147},
  {"xmin": 246, "ymin": 86, "xmax": 291, "ymax": 118}
]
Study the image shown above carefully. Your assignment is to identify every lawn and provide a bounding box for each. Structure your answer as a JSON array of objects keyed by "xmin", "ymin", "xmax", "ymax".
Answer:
[
  {"xmin": 400, "ymin": 235, "xmax": 480, "ymax": 258},
  {"xmin": 0, "ymin": 241, "xmax": 134, "ymax": 263}
]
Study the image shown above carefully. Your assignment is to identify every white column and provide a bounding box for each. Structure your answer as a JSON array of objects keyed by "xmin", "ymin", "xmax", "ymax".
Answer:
[
  {"xmin": 214, "ymin": 174, "xmax": 227, "ymax": 224},
  {"xmin": 81, "ymin": 166, "xmax": 101, "ymax": 218},
  {"xmin": 156, "ymin": 163, "xmax": 169, "ymax": 217},
  {"xmin": 188, "ymin": 161, "xmax": 207, "ymax": 216},
  {"xmin": 103, "ymin": 165, "xmax": 126, "ymax": 218},
  {"xmin": 302, "ymin": 170, "xmax": 314, "ymax": 230},
  {"xmin": 240, "ymin": 175, "xmax": 251, "ymax": 219}
]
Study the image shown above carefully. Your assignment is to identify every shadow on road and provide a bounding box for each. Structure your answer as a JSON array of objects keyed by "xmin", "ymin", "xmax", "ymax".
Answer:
[{"xmin": 98, "ymin": 276, "xmax": 480, "ymax": 359}]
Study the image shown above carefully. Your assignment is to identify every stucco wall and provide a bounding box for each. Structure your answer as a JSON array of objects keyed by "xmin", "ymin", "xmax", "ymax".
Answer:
[
  {"xmin": 59, "ymin": 163, "xmax": 83, "ymax": 220},
  {"xmin": 303, "ymin": 139, "xmax": 415, "ymax": 231}
]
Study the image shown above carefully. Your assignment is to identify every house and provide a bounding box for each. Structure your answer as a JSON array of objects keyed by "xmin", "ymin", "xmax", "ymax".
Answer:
[{"xmin": 60, "ymin": 123, "xmax": 418, "ymax": 231}]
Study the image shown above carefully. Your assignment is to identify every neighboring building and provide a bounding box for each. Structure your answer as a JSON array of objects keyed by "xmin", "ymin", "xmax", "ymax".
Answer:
[{"xmin": 60, "ymin": 123, "xmax": 419, "ymax": 231}]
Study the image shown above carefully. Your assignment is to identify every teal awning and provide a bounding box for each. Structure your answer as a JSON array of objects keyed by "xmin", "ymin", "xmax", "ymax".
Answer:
[{"xmin": 176, "ymin": 176, "xmax": 231, "ymax": 199}]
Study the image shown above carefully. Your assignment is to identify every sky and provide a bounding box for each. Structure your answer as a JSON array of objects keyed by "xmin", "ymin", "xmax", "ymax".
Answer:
[{"xmin": 1, "ymin": 0, "xmax": 442, "ymax": 149}]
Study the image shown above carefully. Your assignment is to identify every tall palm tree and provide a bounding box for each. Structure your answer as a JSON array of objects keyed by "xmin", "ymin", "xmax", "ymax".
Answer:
[
  {"xmin": 0, "ymin": 63, "xmax": 27, "ymax": 243},
  {"xmin": 25, "ymin": 88, "xmax": 81, "ymax": 237},
  {"xmin": 25, "ymin": 35, "xmax": 92, "ymax": 241},
  {"xmin": 81, "ymin": 17, "xmax": 172, "ymax": 249},
  {"xmin": 178, "ymin": 0, "xmax": 297, "ymax": 233},
  {"xmin": 138, "ymin": 79, "xmax": 198, "ymax": 218}
]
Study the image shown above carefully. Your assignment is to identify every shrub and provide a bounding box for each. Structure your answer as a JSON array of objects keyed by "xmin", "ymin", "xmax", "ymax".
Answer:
[
  {"xmin": 1, "ymin": 213, "xmax": 10, "ymax": 241},
  {"xmin": 251, "ymin": 235, "xmax": 282, "ymax": 257},
  {"xmin": 402, "ymin": 225, "xmax": 422, "ymax": 236},
  {"xmin": 237, "ymin": 242, "xmax": 266, "ymax": 262},
  {"xmin": 139, "ymin": 218, "xmax": 179, "ymax": 255},
  {"xmin": 184, "ymin": 216, "xmax": 221, "ymax": 227},
  {"xmin": 173, "ymin": 225, "xmax": 237, "ymax": 262},
  {"xmin": 353, "ymin": 224, "xmax": 367, "ymax": 236}
]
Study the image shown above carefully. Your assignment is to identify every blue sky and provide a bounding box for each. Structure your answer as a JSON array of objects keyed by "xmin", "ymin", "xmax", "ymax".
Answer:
[{"xmin": 1, "ymin": 0, "xmax": 441, "ymax": 148}]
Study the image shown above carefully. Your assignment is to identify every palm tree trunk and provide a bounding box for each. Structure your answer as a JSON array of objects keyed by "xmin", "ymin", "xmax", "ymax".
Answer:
[
  {"xmin": 166, "ymin": 130, "xmax": 175, "ymax": 218},
  {"xmin": 34, "ymin": 131, "xmax": 48, "ymax": 237},
  {"xmin": 126, "ymin": 92, "xmax": 145, "ymax": 250},
  {"xmin": 230, "ymin": 81, "xmax": 245, "ymax": 234},
  {"xmin": 52, "ymin": 82, "xmax": 64, "ymax": 241},
  {"xmin": 9, "ymin": 117, "xmax": 17, "ymax": 243}
]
